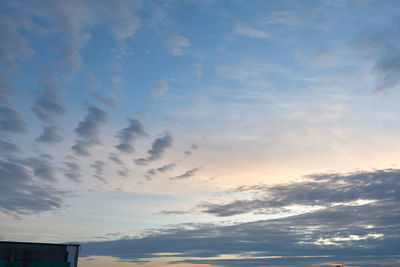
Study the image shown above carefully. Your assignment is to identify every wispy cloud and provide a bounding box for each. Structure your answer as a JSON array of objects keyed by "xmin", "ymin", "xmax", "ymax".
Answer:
[
  {"xmin": 152, "ymin": 78, "xmax": 168, "ymax": 97},
  {"xmin": 170, "ymin": 167, "xmax": 202, "ymax": 180},
  {"xmin": 233, "ymin": 23, "xmax": 269, "ymax": 39},
  {"xmin": 166, "ymin": 35, "xmax": 190, "ymax": 55}
]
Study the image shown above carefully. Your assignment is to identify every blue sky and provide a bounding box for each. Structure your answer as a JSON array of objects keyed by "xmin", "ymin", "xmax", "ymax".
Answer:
[{"xmin": 1, "ymin": 0, "xmax": 400, "ymax": 266}]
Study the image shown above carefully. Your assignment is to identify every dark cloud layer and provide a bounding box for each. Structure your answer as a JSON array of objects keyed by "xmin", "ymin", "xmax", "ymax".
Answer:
[
  {"xmin": 115, "ymin": 119, "xmax": 147, "ymax": 153},
  {"xmin": 200, "ymin": 169, "xmax": 400, "ymax": 217},
  {"xmin": 135, "ymin": 133, "xmax": 172, "ymax": 165},
  {"xmin": 72, "ymin": 106, "xmax": 108, "ymax": 156},
  {"xmin": 80, "ymin": 169, "xmax": 400, "ymax": 266}
]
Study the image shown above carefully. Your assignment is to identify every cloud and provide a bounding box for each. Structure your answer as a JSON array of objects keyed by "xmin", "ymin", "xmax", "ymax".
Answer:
[
  {"xmin": 166, "ymin": 35, "xmax": 190, "ymax": 55},
  {"xmin": 63, "ymin": 161, "xmax": 81, "ymax": 182},
  {"xmin": 90, "ymin": 160, "xmax": 106, "ymax": 183},
  {"xmin": 0, "ymin": 1, "xmax": 34, "ymax": 69},
  {"xmin": 145, "ymin": 163, "xmax": 176, "ymax": 180},
  {"xmin": 91, "ymin": 92, "xmax": 117, "ymax": 110},
  {"xmin": 170, "ymin": 167, "xmax": 202, "ymax": 180},
  {"xmin": 374, "ymin": 54, "xmax": 400, "ymax": 93},
  {"xmin": 36, "ymin": 126, "xmax": 64, "ymax": 143},
  {"xmin": 104, "ymin": 1, "xmax": 141, "ymax": 40},
  {"xmin": 24, "ymin": 156, "xmax": 57, "ymax": 182},
  {"xmin": 0, "ymin": 74, "xmax": 14, "ymax": 104},
  {"xmin": 184, "ymin": 143, "xmax": 199, "ymax": 156},
  {"xmin": 109, "ymin": 153, "xmax": 123, "ymax": 165},
  {"xmin": 115, "ymin": 119, "xmax": 147, "ymax": 153},
  {"xmin": 200, "ymin": 169, "xmax": 400, "ymax": 217},
  {"xmin": 152, "ymin": 78, "xmax": 168, "ymax": 97},
  {"xmin": 0, "ymin": 140, "xmax": 21, "ymax": 154},
  {"xmin": 0, "ymin": 106, "xmax": 27, "ymax": 134},
  {"xmin": 134, "ymin": 133, "xmax": 173, "ymax": 165},
  {"xmin": 0, "ymin": 158, "xmax": 67, "ymax": 216},
  {"xmin": 233, "ymin": 23, "xmax": 269, "ymax": 39},
  {"xmin": 71, "ymin": 105, "xmax": 109, "ymax": 156},
  {"xmin": 79, "ymin": 169, "xmax": 400, "ymax": 266},
  {"xmin": 87, "ymin": 73, "xmax": 101, "ymax": 90},
  {"xmin": 117, "ymin": 168, "xmax": 129, "ymax": 177},
  {"xmin": 31, "ymin": 76, "xmax": 66, "ymax": 123}
]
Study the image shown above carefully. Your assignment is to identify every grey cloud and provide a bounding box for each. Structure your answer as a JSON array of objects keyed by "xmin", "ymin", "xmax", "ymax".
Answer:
[
  {"xmin": 109, "ymin": 153, "xmax": 123, "ymax": 165},
  {"xmin": 117, "ymin": 168, "xmax": 129, "ymax": 177},
  {"xmin": 0, "ymin": 140, "xmax": 21, "ymax": 154},
  {"xmin": 200, "ymin": 169, "xmax": 400, "ymax": 217},
  {"xmin": 36, "ymin": 126, "xmax": 64, "ymax": 143},
  {"xmin": 63, "ymin": 161, "xmax": 81, "ymax": 182},
  {"xmin": 170, "ymin": 167, "xmax": 201, "ymax": 180},
  {"xmin": 145, "ymin": 163, "xmax": 176, "ymax": 180},
  {"xmin": 24, "ymin": 156, "xmax": 57, "ymax": 182},
  {"xmin": 0, "ymin": 105, "xmax": 27, "ymax": 134},
  {"xmin": 184, "ymin": 143, "xmax": 199, "ymax": 156},
  {"xmin": 90, "ymin": 160, "xmax": 106, "ymax": 183},
  {"xmin": 115, "ymin": 119, "xmax": 147, "ymax": 153},
  {"xmin": 0, "ymin": 2, "xmax": 34, "ymax": 69},
  {"xmin": 32, "ymin": 0, "xmax": 140, "ymax": 71},
  {"xmin": 91, "ymin": 92, "xmax": 117, "ymax": 110},
  {"xmin": 72, "ymin": 106, "xmax": 108, "ymax": 156},
  {"xmin": 134, "ymin": 133, "xmax": 172, "ymax": 165},
  {"xmin": 374, "ymin": 54, "xmax": 400, "ymax": 93},
  {"xmin": 31, "ymin": 77, "xmax": 66, "ymax": 123},
  {"xmin": 358, "ymin": 26, "xmax": 400, "ymax": 94},
  {"xmin": 0, "ymin": 158, "xmax": 67, "ymax": 216}
]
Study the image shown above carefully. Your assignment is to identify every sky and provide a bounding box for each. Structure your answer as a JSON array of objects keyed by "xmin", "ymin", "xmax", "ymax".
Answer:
[{"xmin": 1, "ymin": 0, "xmax": 400, "ymax": 266}]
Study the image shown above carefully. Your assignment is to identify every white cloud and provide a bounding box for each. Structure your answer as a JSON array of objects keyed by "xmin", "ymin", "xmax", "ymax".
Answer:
[
  {"xmin": 152, "ymin": 78, "xmax": 168, "ymax": 97},
  {"xmin": 234, "ymin": 23, "xmax": 269, "ymax": 39},
  {"xmin": 166, "ymin": 35, "xmax": 190, "ymax": 55}
]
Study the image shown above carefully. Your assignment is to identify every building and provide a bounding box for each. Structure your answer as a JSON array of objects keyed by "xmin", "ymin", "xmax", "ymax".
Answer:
[{"xmin": 0, "ymin": 241, "xmax": 79, "ymax": 267}]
